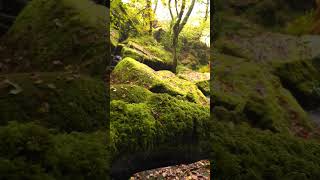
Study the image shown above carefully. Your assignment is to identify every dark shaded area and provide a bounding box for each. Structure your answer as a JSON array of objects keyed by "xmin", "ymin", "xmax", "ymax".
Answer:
[{"xmin": 111, "ymin": 144, "xmax": 208, "ymax": 179}]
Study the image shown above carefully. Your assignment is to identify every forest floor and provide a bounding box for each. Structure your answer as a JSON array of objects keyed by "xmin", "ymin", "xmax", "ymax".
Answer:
[{"xmin": 130, "ymin": 160, "xmax": 210, "ymax": 180}]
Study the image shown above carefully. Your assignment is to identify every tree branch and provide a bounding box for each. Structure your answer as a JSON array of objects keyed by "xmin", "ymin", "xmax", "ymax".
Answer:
[
  {"xmin": 178, "ymin": 0, "xmax": 195, "ymax": 33},
  {"xmin": 168, "ymin": 0, "xmax": 174, "ymax": 20},
  {"xmin": 174, "ymin": 0, "xmax": 179, "ymax": 16}
]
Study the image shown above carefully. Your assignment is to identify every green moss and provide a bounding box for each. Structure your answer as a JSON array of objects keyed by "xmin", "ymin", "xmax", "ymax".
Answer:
[
  {"xmin": 0, "ymin": 122, "xmax": 109, "ymax": 180},
  {"xmin": 1, "ymin": 0, "xmax": 108, "ymax": 76},
  {"xmin": 215, "ymin": 39, "xmax": 253, "ymax": 60},
  {"xmin": 121, "ymin": 41, "xmax": 173, "ymax": 70},
  {"xmin": 112, "ymin": 57, "xmax": 159, "ymax": 88},
  {"xmin": 0, "ymin": 72, "xmax": 107, "ymax": 132},
  {"xmin": 126, "ymin": 36, "xmax": 173, "ymax": 63},
  {"xmin": 212, "ymin": 53, "xmax": 313, "ymax": 133},
  {"xmin": 110, "ymin": 84, "xmax": 153, "ymax": 103},
  {"xmin": 110, "ymin": 93, "xmax": 210, "ymax": 157},
  {"xmin": 210, "ymin": 121, "xmax": 320, "ymax": 180},
  {"xmin": 112, "ymin": 57, "xmax": 208, "ymax": 105},
  {"xmin": 196, "ymin": 80, "xmax": 210, "ymax": 96},
  {"xmin": 274, "ymin": 59, "xmax": 320, "ymax": 108},
  {"xmin": 284, "ymin": 10, "xmax": 315, "ymax": 36}
]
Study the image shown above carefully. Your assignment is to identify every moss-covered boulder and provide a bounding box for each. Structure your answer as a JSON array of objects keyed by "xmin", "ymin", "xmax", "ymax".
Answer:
[
  {"xmin": 0, "ymin": 72, "xmax": 107, "ymax": 132},
  {"xmin": 209, "ymin": 120, "xmax": 320, "ymax": 180},
  {"xmin": 212, "ymin": 53, "xmax": 313, "ymax": 134},
  {"xmin": 0, "ymin": 121, "xmax": 109, "ymax": 180},
  {"xmin": 0, "ymin": 0, "xmax": 108, "ymax": 76},
  {"xmin": 110, "ymin": 94, "xmax": 210, "ymax": 179},
  {"xmin": 120, "ymin": 36, "xmax": 173, "ymax": 70},
  {"xmin": 196, "ymin": 80, "xmax": 210, "ymax": 96},
  {"xmin": 177, "ymin": 70, "xmax": 210, "ymax": 96},
  {"xmin": 111, "ymin": 57, "xmax": 208, "ymax": 105},
  {"xmin": 110, "ymin": 84, "xmax": 153, "ymax": 103},
  {"xmin": 274, "ymin": 59, "xmax": 320, "ymax": 109}
]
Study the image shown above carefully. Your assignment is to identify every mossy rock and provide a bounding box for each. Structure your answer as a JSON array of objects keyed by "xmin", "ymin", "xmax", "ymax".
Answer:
[
  {"xmin": 212, "ymin": 53, "xmax": 313, "ymax": 133},
  {"xmin": 274, "ymin": 59, "xmax": 320, "ymax": 109},
  {"xmin": 120, "ymin": 36, "xmax": 173, "ymax": 70},
  {"xmin": 215, "ymin": 39, "xmax": 253, "ymax": 60},
  {"xmin": 112, "ymin": 57, "xmax": 208, "ymax": 105},
  {"xmin": 177, "ymin": 70, "xmax": 210, "ymax": 83},
  {"xmin": 0, "ymin": 121, "xmax": 109, "ymax": 179},
  {"xmin": 196, "ymin": 80, "xmax": 210, "ymax": 96},
  {"xmin": 0, "ymin": 0, "xmax": 108, "ymax": 76},
  {"xmin": 110, "ymin": 84, "xmax": 153, "ymax": 103},
  {"xmin": 0, "ymin": 72, "xmax": 107, "ymax": 132},
  {"xmin": 209, "ymin": 120, "xmax": 320, "ymax": 180},
  {"xmin": 110, "ymin": 93, "xmax": 210, "ymax": 178}
]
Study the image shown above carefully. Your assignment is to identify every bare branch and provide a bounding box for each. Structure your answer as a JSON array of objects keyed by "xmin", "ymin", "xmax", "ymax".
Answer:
[{"xmin": 174, "ymin": 0, "xmax": 178, "ymax": 16}]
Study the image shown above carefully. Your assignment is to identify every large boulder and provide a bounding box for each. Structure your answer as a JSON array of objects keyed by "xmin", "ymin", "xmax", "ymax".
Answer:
[
  {"xmin": 212, "ymin": 53, "xmax": 314, "ymax": 134},
  {"xmin": 274, "ymin": 59, "xmax": 320, "ymax": 109},
  {"xmin": 0, "ymin": 72, "xmax": 107, "ymax": 132},
  {"xmin": 0, "ymin": 0, "xmax": 108, "ymax": 76},
  {"xmin": 0, "ymin": 122, "xmax": 109, "ymax": 180},
  {"xmin": 110, "ymin": 94, "xmax": 210, "ymax": 179},
  {"xmin": 111, "ymin": 57, "xmax": 208, "ymax": 105}
]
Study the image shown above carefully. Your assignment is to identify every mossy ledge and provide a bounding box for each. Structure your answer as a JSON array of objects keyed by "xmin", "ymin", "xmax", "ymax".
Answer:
[{"xmin": 120, "ymin": 36, "xmax": 173, "ymax": 71}]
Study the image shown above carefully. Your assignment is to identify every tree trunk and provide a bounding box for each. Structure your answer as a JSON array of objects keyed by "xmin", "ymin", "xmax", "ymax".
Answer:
[
  {"xmin": 172, "ymin": 38, "xmax": 178, "ymax": 73},
  {"xmin": 147, "ymin": 0, "xmax": 152, "ymax": 35}
]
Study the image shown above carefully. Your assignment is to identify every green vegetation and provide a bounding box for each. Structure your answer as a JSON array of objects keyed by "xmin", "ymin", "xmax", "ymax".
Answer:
[
  {"xmin": 3, "ymin": 0, "xmax": 320, "ymax": 179},
  {"xmin": 0, "ymin": 0, "xmax": 108, "ymax": 76},
  {"xmin": 0, "ymin": 0, "xmax": 110, "ymax": 179},
  {"xmin": 112, "ymin": 57, "xmax": 208, "ymax": 105},
  {"xmin": 0, "ymin": 122, "xmax": 109, "ymax": 180},
  {"xmin": 210, "ymin": 121, "xmax": 320, "ymax": 180},
  {"xmin": 210, "ymin": 1, "xmax": 320, "ymax": 179},
  {"xmin": 0, "ymin": 72, "xmax": 107, "ymax": 132}
]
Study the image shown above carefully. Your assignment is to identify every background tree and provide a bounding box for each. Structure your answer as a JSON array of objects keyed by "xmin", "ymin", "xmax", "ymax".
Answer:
[{"xmin": 168, "ymin": 0, "xmax": 196, "ymax": 73}]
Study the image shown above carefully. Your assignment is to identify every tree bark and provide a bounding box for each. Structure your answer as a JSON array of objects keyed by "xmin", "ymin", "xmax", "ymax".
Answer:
[
  {"xmin": 147, "ymin": 0, "xmax": 152, "ymax": 35},
  {"xmin": 169, "ymin": 0, "xmax": 196, "ymax": 73}
]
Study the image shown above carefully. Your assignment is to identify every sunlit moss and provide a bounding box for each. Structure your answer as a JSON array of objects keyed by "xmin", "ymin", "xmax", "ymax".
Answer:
[{"xmin": 112, "ymin": 57, "xmax": 208, "ymax": 105}]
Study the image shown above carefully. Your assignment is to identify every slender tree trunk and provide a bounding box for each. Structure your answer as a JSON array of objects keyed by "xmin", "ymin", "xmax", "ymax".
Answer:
[
  {"xmin": 169, "ymin": 0, "xmax": 195, "ymax": 73},
  {"xmin": 172, "ymin": 34, "xmax": 178, "ymax": 73},
  {"xmin": 147, "ymin": 0, "xmax": 152, "ymax": 35}
]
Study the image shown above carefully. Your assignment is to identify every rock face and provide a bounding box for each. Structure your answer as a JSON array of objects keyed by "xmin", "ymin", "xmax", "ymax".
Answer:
[
  {"xmin": 111, "ymin": 57, "xmax": 208, "ymax": 105},
  {"xmin": 0, "ymin": 0, "xmax": 108, "ymax": 76}
]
